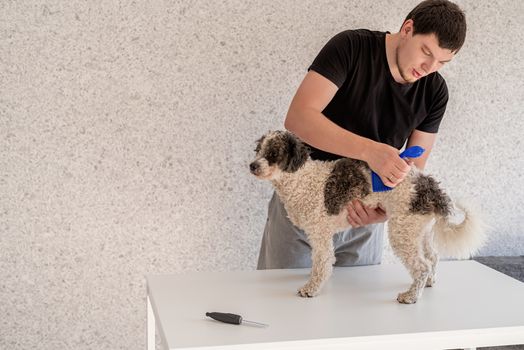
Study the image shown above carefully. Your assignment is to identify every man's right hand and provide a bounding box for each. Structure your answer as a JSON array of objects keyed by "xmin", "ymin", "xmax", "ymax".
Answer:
[{"xmin": 364, "ymin": 142, "xmax": 411, "ymax": 188}]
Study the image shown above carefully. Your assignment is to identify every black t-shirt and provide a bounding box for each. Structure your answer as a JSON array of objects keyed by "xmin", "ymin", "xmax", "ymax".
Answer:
[{"xmin": 307, "ymin": 29, "xmax": 448, "ymax": 161}]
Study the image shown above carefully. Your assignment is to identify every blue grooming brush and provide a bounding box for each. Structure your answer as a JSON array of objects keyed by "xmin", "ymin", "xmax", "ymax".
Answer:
[{"xmin": 371, "ymin": 146, "xmax": 425, "ymax": 192}]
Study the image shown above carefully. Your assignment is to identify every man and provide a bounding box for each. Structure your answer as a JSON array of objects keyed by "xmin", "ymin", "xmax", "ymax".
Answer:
[{"xmin": 257, "ymin": 0, "xmax": 466, "ymax": 269}]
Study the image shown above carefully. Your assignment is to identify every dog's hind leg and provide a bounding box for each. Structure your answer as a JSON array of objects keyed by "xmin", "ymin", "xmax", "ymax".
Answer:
[
  {"xmin": 388, "ymin": 216, "xmax": 432, "ymax": 304},
  {"xmin": 423, "ymin": 225, "xmax": 439, "ymax": 287},
  {"xmin": 298, "ymin": 232, "xmax": 335, "ymax": 297}
]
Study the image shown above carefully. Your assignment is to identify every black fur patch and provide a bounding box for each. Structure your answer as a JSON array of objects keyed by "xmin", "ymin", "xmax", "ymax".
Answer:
[
  {"xmin": 262, "ymin": 131, "xmax": 285, "ymax": 165},
  {"xmin": 409, "ymin": 174, "xmax": 452, "ymax": 216},
  {"xmin": 324, "ymin": 159, "xmax": 370, "ymax": 215},
  {"xmin": 262, "ymin": 131, "xmax": 309, "ymax": 172},
  {"xmin": 281, "ymin": 132, "xmax": 309, "ymax": 172}
]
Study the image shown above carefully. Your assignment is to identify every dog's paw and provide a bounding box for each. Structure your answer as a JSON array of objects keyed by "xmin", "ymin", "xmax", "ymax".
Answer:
[
  {"xmin": 397, "ymin": 291, "xmax": 419, "ymax": 304},
  {"xmin": 297, "ymin": 284, "xmax": 320, "ymax": 298},
  {"xmin": 425, "ymin": 275, "xmax": 436, "ymax": 287}
]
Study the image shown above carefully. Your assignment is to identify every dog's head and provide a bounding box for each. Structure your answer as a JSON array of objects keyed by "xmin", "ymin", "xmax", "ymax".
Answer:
[{"xmin": 249, "ymin": 130, "xmax": 310, "ymax": 180}]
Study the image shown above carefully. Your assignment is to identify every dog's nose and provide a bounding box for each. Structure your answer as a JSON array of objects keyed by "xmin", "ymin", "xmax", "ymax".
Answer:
[{"xmin": 249, "ymin": 162, "xmax": 259, "ymax": 173}]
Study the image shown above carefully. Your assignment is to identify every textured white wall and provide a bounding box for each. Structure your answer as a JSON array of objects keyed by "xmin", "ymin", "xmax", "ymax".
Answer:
[{"xmin": 1, "ymin": 0, "xmax": 522, "ymax": 349}]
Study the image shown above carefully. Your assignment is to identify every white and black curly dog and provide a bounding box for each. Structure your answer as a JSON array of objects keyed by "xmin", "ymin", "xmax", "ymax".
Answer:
[{"xmin": 250, "ymin": 130, "xmax": 486, "ymax": 304}]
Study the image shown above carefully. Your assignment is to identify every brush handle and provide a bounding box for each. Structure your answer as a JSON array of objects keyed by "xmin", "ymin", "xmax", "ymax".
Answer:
[{"xmin": 371, "ymin": 146, "xmax": 425, "ymax": 192}]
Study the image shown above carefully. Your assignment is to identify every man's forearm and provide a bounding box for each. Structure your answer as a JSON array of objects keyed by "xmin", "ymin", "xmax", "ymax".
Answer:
[{"xmin": 284, "ymin": 107, "xmax": 375, "ymax": 162}]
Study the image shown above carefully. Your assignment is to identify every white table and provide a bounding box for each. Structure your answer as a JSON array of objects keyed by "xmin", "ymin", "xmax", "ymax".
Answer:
[{"xmin": 146, "ymin": 261, "xmax": 524, "ymax": 349}]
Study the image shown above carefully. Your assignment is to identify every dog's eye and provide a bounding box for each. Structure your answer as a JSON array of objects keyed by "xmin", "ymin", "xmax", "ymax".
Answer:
[{"xmin": 266, "ymin": 151, "xmax": 279, "ymax": 162}]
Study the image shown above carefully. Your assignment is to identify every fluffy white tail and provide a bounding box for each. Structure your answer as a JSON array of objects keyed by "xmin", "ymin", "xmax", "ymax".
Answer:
[{"xmin": 433, "ymin": 199, "xmax": 488, "ymax": 259}]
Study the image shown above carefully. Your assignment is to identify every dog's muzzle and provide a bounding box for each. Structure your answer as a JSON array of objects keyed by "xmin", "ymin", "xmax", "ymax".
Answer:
[{"xmin": 249, "ymin": 161, "xmax": 260, "ymax": 175}]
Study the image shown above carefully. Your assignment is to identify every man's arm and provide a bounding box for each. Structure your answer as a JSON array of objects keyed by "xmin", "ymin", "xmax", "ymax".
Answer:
[
  {"xmin": 405, "ymin": 129, "xmax": 437, "ymax": 170},
  {"xmin": 284, "ymin": 70, "xmax": 370, "ymax": 160},
  {"xmin": 285, "ymin": 70, "xmax": 410, "ymax": 187}
]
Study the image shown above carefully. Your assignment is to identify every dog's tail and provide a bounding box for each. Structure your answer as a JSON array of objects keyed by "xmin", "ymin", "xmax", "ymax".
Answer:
[{"xmin": 433, "ymin": 198, "xmax": 488, "ymax": 259}]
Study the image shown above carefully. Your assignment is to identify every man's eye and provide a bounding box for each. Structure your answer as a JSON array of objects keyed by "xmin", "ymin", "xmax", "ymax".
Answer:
[{"xmin": 422, "ymin": 49, "xmax": 431, "ymax": 56}]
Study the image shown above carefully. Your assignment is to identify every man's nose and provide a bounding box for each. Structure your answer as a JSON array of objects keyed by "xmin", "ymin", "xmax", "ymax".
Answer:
[{"xmin": 422, "ymin": 58, "xmax": 438, "ymax": 74}]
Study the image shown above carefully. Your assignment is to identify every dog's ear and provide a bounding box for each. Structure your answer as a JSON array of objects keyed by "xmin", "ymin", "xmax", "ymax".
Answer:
[
  {"xmin": 254, "ymin": 134, "xmax": 266, "ymax": 153},
  {"xmin": 282, "ymin": 131, "xmax": 309, "ymax": 172}
]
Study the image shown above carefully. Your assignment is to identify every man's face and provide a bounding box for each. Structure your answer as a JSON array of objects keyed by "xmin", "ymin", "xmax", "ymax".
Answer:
[{"xmin": 396, "ymin": 20, "xmax": 456, "ymax": 83}]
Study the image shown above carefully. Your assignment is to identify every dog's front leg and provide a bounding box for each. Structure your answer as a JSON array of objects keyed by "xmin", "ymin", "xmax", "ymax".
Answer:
[{"xmin": 298, "ymin": 233, "xmax": 335, "ymax": 297}]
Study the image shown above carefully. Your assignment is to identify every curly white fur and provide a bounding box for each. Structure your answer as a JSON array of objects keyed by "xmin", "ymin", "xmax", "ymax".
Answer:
[{"xmin": 434, "ymin": 199, "xmax": 488, "ymax": 259}]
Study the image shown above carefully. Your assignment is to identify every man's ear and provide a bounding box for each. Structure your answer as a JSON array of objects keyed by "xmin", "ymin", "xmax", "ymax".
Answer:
[
  {"xmin": 282, "ymin": 131, "xmax": 309, "ymax": 172},
  {"xmin": 401, "ymin": 19, "xmax": 414, "ymax": 36}
]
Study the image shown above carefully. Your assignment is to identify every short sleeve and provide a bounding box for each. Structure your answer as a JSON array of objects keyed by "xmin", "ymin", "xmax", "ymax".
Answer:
[
  {"xmin": 416, "ymin": 79, "xmax": 448, "ymax": 133},
  {"xmin": 308, "ymin": 31, "xmax": 353, "ymax": 88}
]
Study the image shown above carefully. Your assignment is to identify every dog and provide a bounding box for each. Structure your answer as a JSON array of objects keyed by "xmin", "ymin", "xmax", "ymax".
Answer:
[{"xmin": 249, "ymin": 130, "xmax": 486, "ymax": 304}]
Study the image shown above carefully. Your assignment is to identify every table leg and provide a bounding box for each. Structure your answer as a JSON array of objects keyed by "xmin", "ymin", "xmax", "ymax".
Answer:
[{"xmin": 147, "ymin": 295, "xmax": 155, "ymax": 350}]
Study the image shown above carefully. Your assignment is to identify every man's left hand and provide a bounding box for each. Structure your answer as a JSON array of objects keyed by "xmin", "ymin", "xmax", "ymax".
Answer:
[{"xmin": 346, "ymin": 200, "xmax": 388, "ymax": 228}]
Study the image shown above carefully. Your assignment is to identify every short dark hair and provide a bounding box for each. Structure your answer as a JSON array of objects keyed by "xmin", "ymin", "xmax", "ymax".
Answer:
[{"xmin": 405, "ymin": 0, "xmax": 466, "ymax": 53}]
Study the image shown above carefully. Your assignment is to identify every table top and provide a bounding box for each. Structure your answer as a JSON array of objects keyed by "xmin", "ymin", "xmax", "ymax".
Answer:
[{"xmin": 146, "ymin": 260, "xmax": 524, "ymax": 349}]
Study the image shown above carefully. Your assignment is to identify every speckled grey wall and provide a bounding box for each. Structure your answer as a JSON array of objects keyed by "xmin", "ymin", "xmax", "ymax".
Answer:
[{"xmin": 1, "ymin": 0, "xmax": 522, "ymax": 349}]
